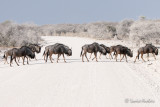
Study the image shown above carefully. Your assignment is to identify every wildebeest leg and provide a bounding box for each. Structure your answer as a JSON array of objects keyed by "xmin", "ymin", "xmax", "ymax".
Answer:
[
  {"xmin": 44, "ymin": 54, "xmax": 46, "ymax": 60},
  {"xmin": 93, "ymin": 52, "xmax": 98, "ymax": 62},
  {"xmin": 14, "ymin": 57, "xmax": 19, "ymax": 66},
  {"xmin": 10, "ymin": 55, "xmax": 13, "ymax": 67},
  {"xmin": 49, "ymin": 53, "xmax": 53, "ymax": 63},
  {"xmin": 23, "ymin": 57, "xmax": 25, "ymax": 65},
  {"xmin": 152, "ymin": 53, "xmax": 156, "ymax": 60},
  {"xmin": 141, "ymin": 53, "xmax": 145, "ymax": 62},
  {"xmin": 125, "ymin": 54, "xmax": 128, "ymax": 62},
  {"xmin": 147, "ymin": 53, "xmax": 149, "ymax": 61},
  {"xmin": 35, "ymin": 56, "xmax": 37, "ymax": 60},
  {"xmin": 82, "ymin": 53, "xmax": 85, "ymax": 62},
  {"xmin": 4, "ymin": 56, "xmax": 8, "ymax": 64},
  {"xmin": 62, "ymin": 54, "xmax": 66, "ymax": 63},
  {"xmin": 17, "ymin": 57, "xmax": 20, "ymax": 62},
  {"xmin": 26, "ymin": 57, "xmax": 29, "ymax": 64},
  {"xmin": 45, "ymin": 52, "xmax": 49, "ymax": 62},
  {"xmin": 134, "ymin": 53, "xmax": 139, "ymax": 63},
  {"xmin": 99, "ymin": 53, "xmax": 102, "ymax": 59},
  {"xmin": 120, "ymin": 54, "xmax": 124, "ymax": 62},
  {"xmin": 106, "ymin": 54, "xmax": 108, "ymax": 59},
  {"xmin": 115, "ymin": 53, "xmax": 118, "ymax": 62},
  {"xmin": 85, "ymin": 53, "xmax": 89, "ymax": 62},
  {"xmin": 109, "ymin": 53, "xmax": 113, "ymax": 60},
  {"xmin": 57, "ymin": 54, "xmax": 60, "ymax": 63},
  {"xmin": 89, "ymin": 53, "xmax": 92, "ymax": 59},
  {"xmin": 109, "ymin": 54, "xmax": 113, "ymax": 60}
]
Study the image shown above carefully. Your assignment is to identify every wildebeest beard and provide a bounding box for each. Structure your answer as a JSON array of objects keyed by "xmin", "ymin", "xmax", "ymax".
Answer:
[{"xmin": 28, "ymin": 53, "xmax": 35, "ymax": 59}]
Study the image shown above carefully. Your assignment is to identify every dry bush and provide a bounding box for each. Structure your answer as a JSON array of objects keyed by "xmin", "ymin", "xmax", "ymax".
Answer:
[
  {"xmin": 130, "ymin": 19, "xmax": 160, "ymax": 45},
  {"xmin": 1, "ymin": 19, "xmax": 160, "ymax": 47},
  {"xmin": 0, "ymin": 21, "xmax": 41, "ymax": 47},
  {"xmin": 116, "ymin": 19, "xmax": 134, "ymax": 40}
]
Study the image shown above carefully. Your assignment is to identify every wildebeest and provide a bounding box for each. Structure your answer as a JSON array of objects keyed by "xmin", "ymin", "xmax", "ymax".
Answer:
[
  {"xmin": 89, "ymin": 44, "xmax": 111, "ymax": 59},
  {"xmin": 134, "ymin": 44, "xmax": 158, "ymax": 63},
  {"xmin": 10, "ymin": 46, "xmax": 35, "ymax": 67},
  {"xmin": 45, "ymin": 43, "xmax": 72, "ymax": 63},
  {"xmin": 109, "ymin": 45, "xmax": 117, "ymax": 59},
  {"xmin": 114, "ymin": 45, "xmax": 133, "ymax": 62},
  {"xmin": 109, "ymin": 45, "xmax": 124, "ymax": 59},
  {"xmin": 99, "ymin": 44, "xmax": 111, "ymax": 59},
  {"xmin": 43, "ymin": 43, "xmax": 63, "ymax": 61},
  {"xmin": 3, "ymin": 49, "xmax": 16, "ymax": 64},
  {"xmin": 80, "ymin": 42, "xmax": 106, "ymax": 62}
]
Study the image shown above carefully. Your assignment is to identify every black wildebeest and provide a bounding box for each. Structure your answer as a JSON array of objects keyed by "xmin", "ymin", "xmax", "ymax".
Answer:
[
  {"xmin": 114, "ymin": 45, "xmax": 133, "ymax": 62},
  {"xmin": 45, "ymin": 43, "xmax": 72, "ymax": 63},
  {"xmin": 10, "ymin": 46, "xmax": 35, "ymax": 67},
  {"xmin": 134, "ymin": 44, "xmax": 158, "ymax": 63},
  {"xmin": 80, "ymin": 42, "xmax": 106, "ymax": 62}
]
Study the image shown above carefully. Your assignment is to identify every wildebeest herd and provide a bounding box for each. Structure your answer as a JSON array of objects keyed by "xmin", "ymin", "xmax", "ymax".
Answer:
[{"xmin": 1, "ymin": 42, "xmax": 159, "ymax": 67}]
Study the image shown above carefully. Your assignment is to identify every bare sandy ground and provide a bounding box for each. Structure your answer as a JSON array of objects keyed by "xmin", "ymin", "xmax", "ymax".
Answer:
[{"xmin": 0, "ymin": 36, "xmax": 160, "ymax": 107}]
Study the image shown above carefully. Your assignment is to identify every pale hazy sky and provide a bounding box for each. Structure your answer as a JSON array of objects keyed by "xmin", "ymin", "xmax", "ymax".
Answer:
[{"xmin": 0, "ymin": 0, "xmax": 159, "ymax": 25}]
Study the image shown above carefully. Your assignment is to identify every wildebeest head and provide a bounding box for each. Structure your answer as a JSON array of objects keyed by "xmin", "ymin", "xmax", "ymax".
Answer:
[
  {"xmin": 99, "ymin": 46, "xmax": 106, "ymax": 55},
  {"xmin": 155, "ymin": 48, "xmax": 158, "ymax": 55},
  {"xmin": 26, "ymin": 48, "xmax": 35, "ymax": 59},
  {"xmin": 127, "ymin": 49, "xmax": 133, "ymax": 57},
  {"xmin": 66, "ymin": 48, "xmax": 72, "ymax": 56},
  {"xmin": 34, "ymin": 44, "xmax": 41, "ymax": 53}
]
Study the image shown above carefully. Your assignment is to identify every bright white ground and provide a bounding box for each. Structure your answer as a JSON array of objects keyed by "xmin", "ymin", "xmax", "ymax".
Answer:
[{"xmin": 0, "ymin": 36, "xmax": 160, "ymax": 107}]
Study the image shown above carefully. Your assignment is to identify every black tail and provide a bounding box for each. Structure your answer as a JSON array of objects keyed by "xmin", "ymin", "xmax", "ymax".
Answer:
[
  {"xmin": 45, "ymin": 50, "xmax": 49, "ymax": 62},
  {"xmin": 80, "ymin": 47, "xmax": 83, "ymax": 57},
  {"xmin": 137, "ymin": 53, "xmax": 139, "ymax": 59},
  {"xmin": 10, "ymin": 55, "xmax": 13, "ymax": 67},
  {"xmin": 3, "ymin": 54, "xmax": 5, "ymax": 58},
  {"xmin": 113, "ymin": 50, "xmax": 116, "ymax": 56}
]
